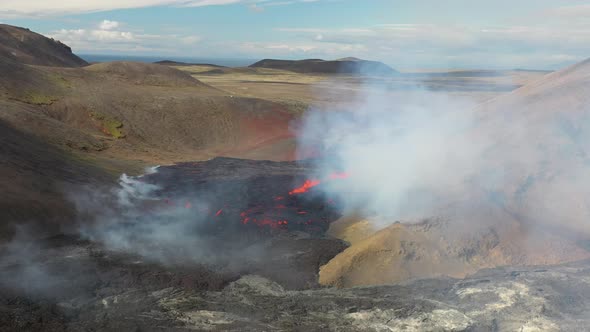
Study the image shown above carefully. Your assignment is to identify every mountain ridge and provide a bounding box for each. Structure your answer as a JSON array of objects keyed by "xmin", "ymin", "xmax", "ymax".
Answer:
[
  {"xmin": 249, "ymin": 58, "xmax": 398, "ymax": 75},
  {"xmin": 0, "ymin": 24, "xmax": 87, "ymax": 67}
]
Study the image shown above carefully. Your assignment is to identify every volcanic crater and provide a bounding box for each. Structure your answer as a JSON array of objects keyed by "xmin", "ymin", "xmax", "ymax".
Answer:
[
  {"xmin": 68, "ymin": 157, "xmax": 352, "ymax": 291},
  {"xmin": 140, "ymin": 157, "xmax": 344, "ymax": 235}
]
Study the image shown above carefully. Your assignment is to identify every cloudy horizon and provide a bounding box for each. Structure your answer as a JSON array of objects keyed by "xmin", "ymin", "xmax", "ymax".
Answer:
[{"xmin": 1, "ymin": 0, "xmax": 590, "ymax": 70}]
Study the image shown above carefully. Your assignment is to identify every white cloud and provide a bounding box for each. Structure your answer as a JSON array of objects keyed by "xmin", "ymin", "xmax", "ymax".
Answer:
[
  {"xmin": 48, "ymin": 23, "xmax": 201, "ymax": 54},
  {"xmin": 248, "ymin": 4, "xmax": 264, "ymax": 12},
  {"xmin": 236, "ymin": 41, "xmax": 367, "ymax": 58},
  {"xmin": 99, "ymin": 20, "xmax": 120, "ymax": 30},
  {"xmin": 0, "ymin": 1, "xmax": 231, "ymax": 16},
  {"xmin": 262, "ymin": 2, "xmax": 590, "ymax": 69},
  {"xmin": 542, "ymin": 4, "xmax": 590, "ymax": 20},
  {"xmin": 92, "ymin": 30, "xmax": 134, "ymax": 41},
  {"xmin": 0, "ymin": 0, "xmax": 323, "ymax": 17},
  {"xmin": 180, "ymin": 35, "xmax": 202, "ymax": 44},
  {"xmin": 9, "ymin": 1, "xmax": 588, "ymax": 69},
  {"xmin": 239, "ymin": 42, "xmax": 316, "ymax": 53},
  {"xmin": 272, "ymin": 19, "xmax": 590, "ymax": 69},
  {"xmin": 51, "ymin": 28, "xmax": 134, "ymax": 44}
]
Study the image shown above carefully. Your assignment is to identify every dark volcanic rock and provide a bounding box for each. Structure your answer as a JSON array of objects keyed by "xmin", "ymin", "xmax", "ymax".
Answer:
[
  {"xmin": 41, "ymin": 158, "xmax": 346, "ymax": 290},
  {"xmin": 142, "ymin": 157, "xmax": 343, "ymax": 236},
  {"xmin": 3, "ymin": 237, "xmax": 590, "ymax": 331},
  {"xmin": 111, "ymin": 157, "xmax": 349, "ymax": 289}
]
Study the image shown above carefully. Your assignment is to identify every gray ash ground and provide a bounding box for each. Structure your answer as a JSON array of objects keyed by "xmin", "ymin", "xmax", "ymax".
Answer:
[
  {"xmin": 2, "ymin": 158, "xmax": 590, "ymax": 331},
  {"xmin": 4, "ymin": 237, "xmax": 590, "ymax": 331}
]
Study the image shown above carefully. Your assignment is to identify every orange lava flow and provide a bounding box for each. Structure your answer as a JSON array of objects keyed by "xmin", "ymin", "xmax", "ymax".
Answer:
[
  {"xmin": 289, "ymin": 179, "xmax": 321, "ymax": 195},
  {"xmin": 156, "ymin": 171, "xmax": 349, "ymax": 231},
  {"xmin": 288, "ymin": 172, "xmax": 350, "ymax": 196}
]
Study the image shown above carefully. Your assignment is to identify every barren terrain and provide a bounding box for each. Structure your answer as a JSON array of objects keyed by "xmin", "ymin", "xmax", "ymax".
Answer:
[{"xmin": 2, "ymin": 23, "xmax": 590, "ymax": 331}]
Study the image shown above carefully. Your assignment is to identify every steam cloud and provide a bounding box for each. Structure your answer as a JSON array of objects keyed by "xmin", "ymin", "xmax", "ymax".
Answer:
[
  {"xmin": 67, "ymin": 166, "xmax": 269, "ymax": 269},
  {"xmin": 297, "ymin": 77, "xmax": 590, "ymax": 237}
]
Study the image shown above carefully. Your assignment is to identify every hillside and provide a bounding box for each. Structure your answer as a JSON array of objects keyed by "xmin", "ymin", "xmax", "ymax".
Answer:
[
  {"xmin": 321, "ymin": 215, "xmax": 590, "ymax": 287},
  {"xmin": 249, "ymin": 58, "xmax": 398, "ymax": 76},
  {"xmin": 480, "ymin": 58, "xmax": 590, "ymax": 116},
  {"xmin": 0, "ymin": 24, "xmax": 87, "ymax": 67},
  {"xmin": 476, "ymin": 57, "xmax": 590, "ymax": 236},
  {"xmin": 0, "ymin": 26, "xmax": 300, "ymax": 234},
  {"xmin": 0, "ymin": 25, "xmax": 300, "ymax": 164},
  {"xmin": 86, "ymin": 61, "xmax": 211, "ymax": 87},
  {"xmin": 0, "ymin": 54, "xmax": 298, "ymax": 163},
  {"xmin": 0, "ymin": 115, "xmax": 113, "ymax": 239}
]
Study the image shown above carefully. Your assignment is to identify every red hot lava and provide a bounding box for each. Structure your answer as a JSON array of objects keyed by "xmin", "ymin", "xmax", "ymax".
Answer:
[
  {"xmin": 288, "ymin": 172, "xmax": 350, "ymax": 196},
  {"xmin": 161, "ymin": 171, "xmax": 349, "ymax": 231},
  {"xmin": 289, "ymin": 179, "xmax": 321, "ymax": 195},
  {"xmin": 234, "ymin": 172, "xmax": 349, "ymax": 229},
  {"xmin": 236, "ymin": 172, "xmax": 349, "ymax": 229}
]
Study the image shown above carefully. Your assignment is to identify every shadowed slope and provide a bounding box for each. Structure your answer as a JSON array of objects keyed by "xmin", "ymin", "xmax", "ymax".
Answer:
[{"xmin": 0, "ymin": 118, "xmax": 112, "ymax": 238}]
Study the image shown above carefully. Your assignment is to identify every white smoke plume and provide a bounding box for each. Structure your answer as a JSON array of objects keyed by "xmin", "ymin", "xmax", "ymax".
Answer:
[
  {"xmin": 67, "ymin": 167, "xmax": 266, "ymax": 269},
  {"xmin": 116, "ymin": 167, "xmax": 160, "ymax": 206},
  {"xmin": 297, "ymin": 75, "xmax": 590, "ymax": 238},
  {"xmin": 298, "ymin": 85, "xmax": 484, "ymax": 222}
]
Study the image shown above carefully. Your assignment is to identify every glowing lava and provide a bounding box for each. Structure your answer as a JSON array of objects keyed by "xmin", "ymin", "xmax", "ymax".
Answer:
[
  {"xmin": 289, "ymin": 179, "xmax": 321, "ymax": 195},
  {"xmin": 288, "ymin": 172, "xmax": 349, "ymax": 196},
  {"xmin": 156, "ymin": 170, "xmax": 349, "ymax": 231},
  {"xmin": 235, "ymin": 171, "xmax": 350, "ymax": 229}
]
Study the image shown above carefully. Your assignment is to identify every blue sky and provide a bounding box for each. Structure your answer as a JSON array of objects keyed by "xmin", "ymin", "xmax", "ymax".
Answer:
[{"xmin": 1, "ymin": 0, "xmax": 590, "ymax": 69}]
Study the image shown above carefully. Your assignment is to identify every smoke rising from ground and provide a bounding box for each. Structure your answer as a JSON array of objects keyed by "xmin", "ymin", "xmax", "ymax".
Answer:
[
  {"xmin": 298, "ymin": 86, "xmax": 484, "ymax": 224},
  {"xmin": 297, "ymin": 76, "xmax": 590, "ymax": 237},
  {"xmin": 67, "ymin": 169, "xmax": 265, "ymax": 268},
  {"xmin": 0, "ymin": 229, "xmax": 66, "ymax": 298}
]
